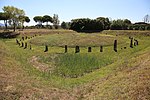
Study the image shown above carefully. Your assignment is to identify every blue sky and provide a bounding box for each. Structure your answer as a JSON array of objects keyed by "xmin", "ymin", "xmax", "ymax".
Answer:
[{"xmin": 0, "ymin": 0, "xmax": 150, "ymax": 26}]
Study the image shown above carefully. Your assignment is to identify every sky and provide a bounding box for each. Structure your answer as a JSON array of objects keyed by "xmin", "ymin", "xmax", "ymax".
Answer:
[{"xmin": 0, "ymin": 0, "xmax": 150, "ymax": 26}]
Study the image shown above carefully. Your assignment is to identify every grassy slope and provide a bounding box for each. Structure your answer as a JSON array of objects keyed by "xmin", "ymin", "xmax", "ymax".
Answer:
[{"xmin": 0, "ymin": 29, "xmax": 150, "ymax": 99}]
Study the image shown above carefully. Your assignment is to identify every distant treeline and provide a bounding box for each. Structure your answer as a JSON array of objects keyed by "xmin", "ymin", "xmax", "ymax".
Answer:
[{"xmin": 65, "ymin": 17, "xmax": 150, "ymax": 32}]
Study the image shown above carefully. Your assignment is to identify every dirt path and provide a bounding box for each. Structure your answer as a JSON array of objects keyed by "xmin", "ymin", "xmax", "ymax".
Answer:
[{"xmin": 29, "ymin": 56, "xmax": 54, "ymax": 72}]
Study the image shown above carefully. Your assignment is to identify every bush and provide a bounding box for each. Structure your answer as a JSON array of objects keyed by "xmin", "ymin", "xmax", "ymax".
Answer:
[{"xmin": 70, "ymin": 18, "xmax": 104, "ymax": 32}]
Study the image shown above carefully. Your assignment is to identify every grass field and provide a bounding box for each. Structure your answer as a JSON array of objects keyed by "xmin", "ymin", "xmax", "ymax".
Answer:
[{"xmin": 0, "ymin": 29, "xmax": 150, "ymax": 99}]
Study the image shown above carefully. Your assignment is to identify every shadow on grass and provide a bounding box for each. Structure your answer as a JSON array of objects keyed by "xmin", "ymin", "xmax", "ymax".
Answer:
[
  {"xmin": 74, "ymin": 30, "xmax": 103, "ymax": 33},
  {"xmin": 0, "ymin": 31, "xmax": 20, "ymax": 39}
]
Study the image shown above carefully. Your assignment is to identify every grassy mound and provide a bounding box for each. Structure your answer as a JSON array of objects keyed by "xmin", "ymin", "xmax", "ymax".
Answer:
[{"xmin": 29, "ymin": 33, "xmax": 126, "ymax": 47}]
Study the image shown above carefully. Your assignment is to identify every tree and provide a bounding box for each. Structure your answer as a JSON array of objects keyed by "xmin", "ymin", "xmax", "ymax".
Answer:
[
  {"xmin": 70, "ymin": 18, "xmax": 103, "ymax": 32},
  {"xmin": 33, "ymin": 16, "xmax": 43, "ymax": 28},
  {"xmin": 70, "ymin": 18, "xmax": 89, "ymax": 32},
  {"xmin": 110, "ymin": 19, "xmax": 131, "ymax": 30},
  {"xmin": 133, "ymin": 22, "xmax": 148, "ymax": 30},
  {"xmin": 19, "ymin": 16, "xmax": 30, "ymax": 30},
  {"xmin": 0, "ymin": 12, "xmax": 10, "ymax": 30},
  {"xmin": 61, "ymin": 21, "xmax": 71, "ymax": 29},
  {"xmin": 53, "ymin": 14, "xmax": 60, "ymax": 29},
  {"xmin": 145, "ymin": 25, "xmax": 150, "ymax": 30},
  {"xmin": 96, "ymin": 17, "xmax": 110, "ymax": 30},
  {"xmin": 43, "ymin": 15, "xmax": 53, "ymax": 26},
  {"xmin": 124, "ymin": 19, "xmax": 132, "ymax": 30},
  {"xmin": 25, "ymin": 16, "xmax": 30, "ymax": 23},
  {"xmin": 143, "ymin": 14, "xmax": 150, "ymax": 23},
  {"xmin": 33, "ymin": 16, "xmax": 43, "ymax": 24},
  {"xmin": 110, "ymin": 19, "xmax": 124, "ymax": 30},
  {"xmin": 61, "ymin": 21, "xmax": 67, "ymax": 29},
  {"xmin": 3, "ymin": 6, "xmax": 26, "ymax": 32},
  {"xmin": 124, "ymin": 19, "xmax": 131, "ymax": 24}
]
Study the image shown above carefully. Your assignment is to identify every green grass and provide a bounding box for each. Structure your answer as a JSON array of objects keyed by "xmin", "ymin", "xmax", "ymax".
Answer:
[{"xmin": 53, "ymin": 53, "xmax": 113, "ymax": 78}]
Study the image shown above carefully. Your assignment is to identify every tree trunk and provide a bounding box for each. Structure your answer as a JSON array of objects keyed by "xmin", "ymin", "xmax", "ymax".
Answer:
[
  {"xmin": 4, "ymin": 20, "xmax": 8, "ymax": 30},
  {"xmin": 13, "ymin": 22, "xmax": 16, "ymax": 32},
  {"xmin": 22, "ymin": 22, "xmax": 24, "ymax": 31}
]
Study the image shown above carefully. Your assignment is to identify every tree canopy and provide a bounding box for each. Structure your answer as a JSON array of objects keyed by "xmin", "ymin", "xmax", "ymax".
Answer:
[
  {"xmin": 70, "ymin": 18, "xmax": 106, "ymax": 32},
  {"xmin": 53, "ymin": 14, "xmax": 60, "ymax": 29},
  {"xmin": 43, "ymin": 15, "xmax": 53, "ymax": 25},
  {"xmin": 19, "ymin": 16, "xmax": 30, "ymax": 30},
  {"xmin": 2, "ymin": 6, "xmax": 29, "ymax": 31},
  {"xmin": 143, "ymin": 14, "xmax": 150, "ymax": 23},
  {"xmin": 110, "ymin": 19, "xmax": 132, "ymax": 30},
  {"xmin": 61, "ymin": 21, "xmax": 70, "ymax": 29},
  {"xmin": 33, "ymin": 16, "xmax": 43, "ymax": 24},
  {"xmin": 96, "ymin": 17, "xmax": 110, "ymax": 30},
  {"xmin": 0, "ymin": 12, "xmax": 10, "ymax": 30}
]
